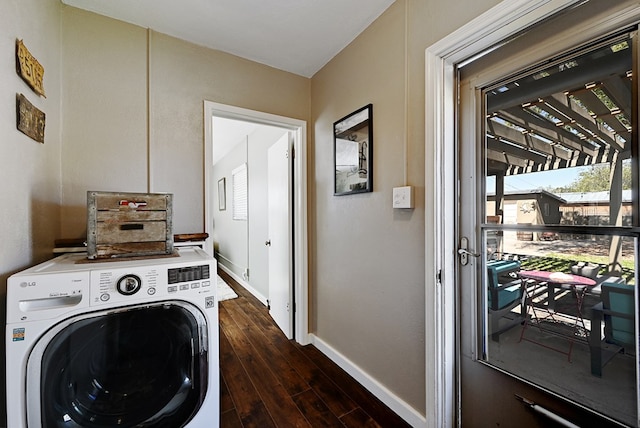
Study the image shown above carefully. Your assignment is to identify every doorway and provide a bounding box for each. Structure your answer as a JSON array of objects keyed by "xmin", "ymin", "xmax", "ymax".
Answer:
[
  {"xmin": 427, "ymin": 0, "xmax": 640, "ymax": 426},
  {"xmin": 203, "ymin": 101, "xmax": 309, "ymax": 344}
]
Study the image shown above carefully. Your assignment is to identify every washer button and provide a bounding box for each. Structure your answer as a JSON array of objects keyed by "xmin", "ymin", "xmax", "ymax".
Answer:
[
  {"xmin": 180, "ymin": 284, "xmax": 190, "ymax": 291},
  {"xmin": 168, "ymin": 286, "xmax": 177, "ymax": 293},
  {"xmin": 191, "ymin": 282, "xmax": 200, "ymax": 289},
  {"xmin": 147, "ymin": 287, "xmax": 156, "ymax": 295},
  {"xmin": 100, "ymin": 293, "xmax": 110, "ymax": 302}
]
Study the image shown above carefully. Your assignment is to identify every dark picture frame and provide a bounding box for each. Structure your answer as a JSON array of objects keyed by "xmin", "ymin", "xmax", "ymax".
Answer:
[
  {"xmin": 218, "ymin": 177, "xmax": 226, "ymax": 210},
  {"xmin": 333, "ymin": 104, "xmax": 373, "ymax": 195}
]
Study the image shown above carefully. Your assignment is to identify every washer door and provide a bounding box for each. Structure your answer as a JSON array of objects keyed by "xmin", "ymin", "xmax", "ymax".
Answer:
[{"xmin": 27, "ymin": 302, "xmax": 208, "ymax": 428}]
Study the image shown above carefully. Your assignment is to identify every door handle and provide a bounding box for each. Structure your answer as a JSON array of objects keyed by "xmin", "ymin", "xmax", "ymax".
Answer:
[
  {"xmin": 458, "ymin": 237, "xmax": 480, "ymax": 265},
  {"xmin": 457, "ymin": 248, "xmax": 481, "ymax": 257}
]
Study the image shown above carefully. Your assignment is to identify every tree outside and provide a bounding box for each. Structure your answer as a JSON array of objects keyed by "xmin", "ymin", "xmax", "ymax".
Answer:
[{"xmin": 552, "ymin": 161, "xmax": 632, "ymax": 193}]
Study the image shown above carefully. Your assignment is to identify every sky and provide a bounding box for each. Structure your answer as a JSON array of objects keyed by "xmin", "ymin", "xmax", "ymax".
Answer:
[{"xmin": 486, "ymin": 165, "xmax": 588, "ymax": 193}]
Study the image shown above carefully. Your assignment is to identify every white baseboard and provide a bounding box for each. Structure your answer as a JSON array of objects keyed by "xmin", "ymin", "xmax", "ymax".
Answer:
[
  {"xmin": 218, "ymin": 264, "xmax": 268, "ymax": 306},
  {"xmin": 309, "ymin": 334, "xmax": 426, "ymax": 428}
]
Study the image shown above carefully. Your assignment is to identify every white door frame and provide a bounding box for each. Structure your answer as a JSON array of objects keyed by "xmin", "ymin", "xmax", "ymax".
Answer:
[
  {"xmin": 425, "ymin": 1, "xmax": 581, "ymax": 426},
  {"xmin": 203, "ymin": 101, "xmax": 309, "ymax": 345}
]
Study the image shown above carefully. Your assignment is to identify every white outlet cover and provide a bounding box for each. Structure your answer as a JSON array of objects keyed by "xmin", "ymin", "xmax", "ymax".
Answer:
[{"xmin": 393, "ymin": 186, "xmax": 414, "ymax": 209}]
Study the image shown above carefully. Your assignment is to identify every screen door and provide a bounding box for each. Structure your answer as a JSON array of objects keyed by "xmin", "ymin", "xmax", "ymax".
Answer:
[{"xmin": 457, "ymin": 5, "xmax": 640, "ymax": 426}]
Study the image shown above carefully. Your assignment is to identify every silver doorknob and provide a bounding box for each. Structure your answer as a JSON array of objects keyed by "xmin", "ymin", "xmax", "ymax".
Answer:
[{"xmin": 457, "ymin": 248, "xmax": 481, "ymax": 257}]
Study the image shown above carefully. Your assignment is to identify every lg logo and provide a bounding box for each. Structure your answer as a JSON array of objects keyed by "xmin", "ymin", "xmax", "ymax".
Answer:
[{"xmin": 20, "ymin": 281, "xmax": 36, "ymax": 288}]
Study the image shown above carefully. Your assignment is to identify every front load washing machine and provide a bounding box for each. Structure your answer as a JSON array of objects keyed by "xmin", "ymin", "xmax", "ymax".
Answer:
[{"xmin": 6, "ymin": 247, "xmax": 219, "ymax": 428}]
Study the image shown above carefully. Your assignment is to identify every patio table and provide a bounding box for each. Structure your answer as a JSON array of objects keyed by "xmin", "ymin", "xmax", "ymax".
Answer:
[{"xmin": 518, "ymin": 270, "xmax": 596, "ymax": 361}]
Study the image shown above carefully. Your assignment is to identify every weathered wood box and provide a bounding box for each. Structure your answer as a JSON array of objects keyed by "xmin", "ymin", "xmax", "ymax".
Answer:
[{"xmin": 87, "ymin": 191, "xmax": 174, "ymax": 259}]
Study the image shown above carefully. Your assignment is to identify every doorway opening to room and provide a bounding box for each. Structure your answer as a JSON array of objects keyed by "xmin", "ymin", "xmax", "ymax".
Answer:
[{"xmin": 203, "ymin": 101, "xmax": 309, "ymax": 343}]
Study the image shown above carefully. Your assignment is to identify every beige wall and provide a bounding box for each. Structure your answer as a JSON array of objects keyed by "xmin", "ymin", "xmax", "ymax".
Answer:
[
  {"xmin": 148, "ymin": 32, "xmax": 309, "ymax": 234},
  {"xmin": 61, "ymin": 7, "xmax": 149, "ymax": 237},
  {"xmin": 0, "ymin": 0, "xmax": 62, "ymax": 423},
  {"xmin": 312, "ymin": 2, "xmax": 426, "ymax": 413},
  {"xmin": 60, "ymin": 7, "xmax": 310, "ymax": 237},
  {"xmin": 1, "ymin": 1, "xmax": 62, "ymax": 268},
  {"xmin": 311, "ymin": 0, "xmax": 501, "ymax": 416}
]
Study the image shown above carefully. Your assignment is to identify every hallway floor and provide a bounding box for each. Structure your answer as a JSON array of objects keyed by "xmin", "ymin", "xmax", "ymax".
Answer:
[{"xmin": 218, "ymin": 271, "xmax": 411, "ymax": 427}]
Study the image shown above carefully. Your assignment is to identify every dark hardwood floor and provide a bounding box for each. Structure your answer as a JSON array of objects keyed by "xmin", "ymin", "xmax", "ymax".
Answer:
[{"xmin": 217, "ymin": 271, "xmax": 412, "ymax": 428}]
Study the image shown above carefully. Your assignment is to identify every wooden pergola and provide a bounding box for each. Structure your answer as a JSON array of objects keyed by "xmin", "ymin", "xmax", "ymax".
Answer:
[{"xmin": 484, "ymin": 37, "xmax": 633, "ymax": 272}]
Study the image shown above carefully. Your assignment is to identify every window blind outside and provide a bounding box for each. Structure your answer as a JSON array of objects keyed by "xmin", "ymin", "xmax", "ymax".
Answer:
[{"xmin": 232, "ymin": 164, "xmax": 248, "ymax": 221}]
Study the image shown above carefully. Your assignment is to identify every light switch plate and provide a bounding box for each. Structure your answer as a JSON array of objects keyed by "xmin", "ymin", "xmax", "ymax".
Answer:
[{"xmin": 393, "ymin": 186, "xmax": 414, "ymax": 209}]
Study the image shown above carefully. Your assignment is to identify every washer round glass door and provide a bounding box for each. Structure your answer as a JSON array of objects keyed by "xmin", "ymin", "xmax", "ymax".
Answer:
[{"xmin": 27, "ymin": 302, "xmax": 208, "ymax": 428}]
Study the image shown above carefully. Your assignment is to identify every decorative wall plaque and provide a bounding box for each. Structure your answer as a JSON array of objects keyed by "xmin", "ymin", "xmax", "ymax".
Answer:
[
  {"xmin": 16, "ymin": 93, "xmax": 45, "ymax": 143},
  {"xmin": 16, "ymin": 39, "xmax": 45, "ymax": 97}
]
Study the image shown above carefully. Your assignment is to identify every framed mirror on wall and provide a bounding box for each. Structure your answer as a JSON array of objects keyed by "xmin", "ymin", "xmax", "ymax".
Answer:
[{"xmin": 334, "ymin": 104, "xmax": 373, "ymax": 195}]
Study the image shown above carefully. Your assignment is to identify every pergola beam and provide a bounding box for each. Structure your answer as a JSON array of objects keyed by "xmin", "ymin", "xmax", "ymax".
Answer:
[
  {"xmin": 487, "ymin": 52, "xmax": 631, "ymax": 113},
  {"xmin": 501, "ymin": 107, "xmax": 599, "ymax": 156},
  {"xmin": 544, "ymin": 93, "xmax": 624, "ymax": 152},
  {"xmin": 488, "ymin": 118, "xmax": 573, "ymax": 160},
  {"xmin": 569, "ymin": 87, "xmax": 630, "ymax": 136}
]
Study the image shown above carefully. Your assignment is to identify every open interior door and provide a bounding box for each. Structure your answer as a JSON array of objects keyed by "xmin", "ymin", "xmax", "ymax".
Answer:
[{"xmin": 267, "ymin": 132, "xmax": 293, "ymax": 339}]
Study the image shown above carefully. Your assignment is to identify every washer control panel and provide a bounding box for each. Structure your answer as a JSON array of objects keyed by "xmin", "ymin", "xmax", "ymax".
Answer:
[
  {"xmin": 90, "ymin": 261, "xmax": 213, "ymax": 306},
  {"xmin": 166, "ymin": 264, "xmax": 211, "ymax": 294},
  {"xmin": 6, "ymin": 247, "xmax": 217, "ymax": 321}
]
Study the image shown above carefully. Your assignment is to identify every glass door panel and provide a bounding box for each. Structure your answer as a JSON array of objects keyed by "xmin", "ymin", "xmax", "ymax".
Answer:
[
  {"xmin": 482, "ymin": 229, "xmax": 637, "ymax": 425},
  {"xmin": 480, "ymin": 32, "xmax": 639, "ymax": 427}
]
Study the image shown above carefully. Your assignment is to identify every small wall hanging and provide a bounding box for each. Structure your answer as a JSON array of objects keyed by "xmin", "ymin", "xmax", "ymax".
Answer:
[
  {"xmin": 16, "ymin": 39, "xmax": 45, "ymax": 97},
  {"xmin": 218, "ymin": 178, "xmax": 226, "ymax": 210},
  {"xmin": 333, "ymin": 104, "xmax": 373, "ymax": 195},
  {"xmin": 16, "ymin": 93, "xmax": 45, "ymax": 143}
]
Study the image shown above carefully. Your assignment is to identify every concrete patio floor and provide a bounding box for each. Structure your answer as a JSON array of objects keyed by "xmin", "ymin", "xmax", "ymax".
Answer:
[{"xmin": 486, "ymin": 310, "xmax": 637, "ymax": 426}]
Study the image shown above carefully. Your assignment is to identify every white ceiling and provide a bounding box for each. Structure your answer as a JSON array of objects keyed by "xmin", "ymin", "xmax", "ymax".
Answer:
[{"xmin": 61, "ymin": 0, "xmax": 395, "ymax": 78}]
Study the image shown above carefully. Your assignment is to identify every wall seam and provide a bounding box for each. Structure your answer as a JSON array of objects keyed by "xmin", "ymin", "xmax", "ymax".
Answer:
[
  {"xmin": 58, "ymin": 3, "xmax": 65, "ymax": 237},
  {"xmin": 146, "ymin": 28, "xmax": 152, "ymax": 193},
  {"xmin": 403, "ymin": 0, "xmax": 409, "ymax": 186}
]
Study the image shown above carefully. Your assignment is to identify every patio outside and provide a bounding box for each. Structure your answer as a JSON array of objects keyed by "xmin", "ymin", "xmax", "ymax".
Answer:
[{"xmin": 483, "ymin": 231, "xmax": 636, "ymax": 426}]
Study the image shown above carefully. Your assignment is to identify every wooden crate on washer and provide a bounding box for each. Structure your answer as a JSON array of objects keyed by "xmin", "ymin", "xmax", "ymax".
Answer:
[{"xmin": 87, "ymin": 191, "xmax": 174, "ymax": 259}]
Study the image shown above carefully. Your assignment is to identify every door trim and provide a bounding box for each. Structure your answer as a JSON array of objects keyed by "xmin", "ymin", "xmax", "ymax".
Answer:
[
  {"xmin": 425, "ymin": 1, "xmax": 582, "ymax": 426},
  {"xmin": 203, "ymin": 101, "xmax": 310, "ymax": 345}
]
